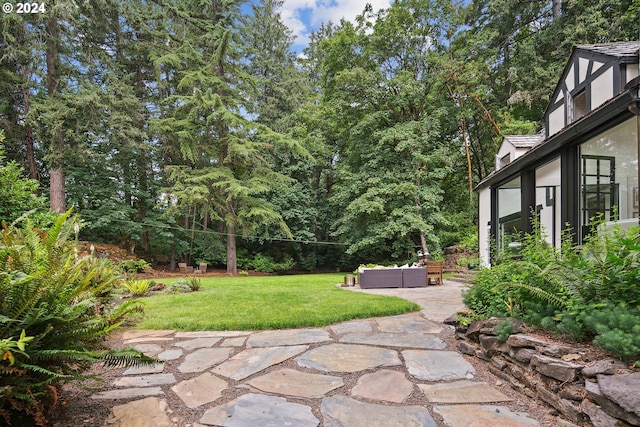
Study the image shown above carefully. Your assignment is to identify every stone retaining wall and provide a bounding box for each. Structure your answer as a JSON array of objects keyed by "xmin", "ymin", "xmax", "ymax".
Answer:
[{"xmin": 452, "ymin": 317, "xmax": 640, "ymax": 426}]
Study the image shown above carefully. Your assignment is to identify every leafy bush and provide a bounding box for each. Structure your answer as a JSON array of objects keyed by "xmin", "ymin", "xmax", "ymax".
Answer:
[
  {"xmin": 122, "ymin": 279, "xmax": 151, "ymax": 296},
  {"xmin": 583, "ymin": 304, "xmax": 640, "ymax": 362},
  {"xmin": 168, "ymin": 280, "xmax": 192, "ymax": 293},
  {"xmin": 0, "ymin": 212, "xmax": 155, "ymax": 425},
  {"xmin": 118, "ymin": 259, "xmax": 151, "ymax": 273},
  {"xmin": 246, "ymin": 253, "xmax": 294, "ymax": 273},
  {"xmin": 186, "ymin": 276, "xmax": 201, "ymax": 291},
  {"xmin": 464, "ymin": 219, "xmax": 640, "ymax": 360},
  {"xmin": 167, "ymin": 277, "xmax": 201, "ymax": 293},
  {"xmin": 494, "ymin": 319, "xmax": 515, "ymax": 342},
  {"xmin": 0, "ymin": 143, "xmax": 52, "ymax": 228}
]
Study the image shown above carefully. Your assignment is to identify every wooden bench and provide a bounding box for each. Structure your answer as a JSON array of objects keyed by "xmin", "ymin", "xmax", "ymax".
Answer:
[{"xmin": 426, "ymin": 261, "xmax": 443, "ymax": 286}]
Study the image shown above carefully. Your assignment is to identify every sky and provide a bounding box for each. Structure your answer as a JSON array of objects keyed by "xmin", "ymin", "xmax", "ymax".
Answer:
[{"xmin": 278, "ymin": 0, "xmax": 392, "ymax": 51}]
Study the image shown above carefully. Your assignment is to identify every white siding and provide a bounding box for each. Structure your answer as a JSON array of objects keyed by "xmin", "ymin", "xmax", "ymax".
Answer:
[
  {"xmin": 548, "ymin": 106, "xmax": 565, "ymax": 136},
  {"xmin": 478, "ymin": 187, "xmax": 492, "ymax": 267},
  {"xmin": 591, "ymin": 66, "xmax": 614, "ymax": 109},
  {"xmin": 627, "ymin": 63, "xmax": 639, "ymax": 84},
  {"xmin": 565, "ymin": 64, "xmax": 575, "ymax": 91},
  {"xmin": 592, "ymin": 60, "xmax": 604, "ymax": 73},
  {"xmin": 579, "ymin": 57, "xmax": 589, "ymax": 83}
]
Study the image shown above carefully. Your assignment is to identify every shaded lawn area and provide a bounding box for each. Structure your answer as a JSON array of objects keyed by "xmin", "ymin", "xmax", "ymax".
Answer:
[{"xmin": 132, "ymin": 273, "xmax": 420, "ymax": 331}]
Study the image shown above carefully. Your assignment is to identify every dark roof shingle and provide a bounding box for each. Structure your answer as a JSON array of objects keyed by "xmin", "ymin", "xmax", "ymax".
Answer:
[{"xmin": 575, "ymin": 42, "xmax": 640, "ymax": 58}]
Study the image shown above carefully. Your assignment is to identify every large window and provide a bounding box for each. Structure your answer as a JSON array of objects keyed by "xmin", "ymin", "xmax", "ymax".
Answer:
[
  {"xmin": 580, "ymin": 118, "xmax": 638, "ymax": 238},
  {"xmin": 536, "ymin": 158, "xmax": 561, "ymax": 248},
  {"xmin": 497, "ymin": 177, "xmax": 522, "ymax": 253}
]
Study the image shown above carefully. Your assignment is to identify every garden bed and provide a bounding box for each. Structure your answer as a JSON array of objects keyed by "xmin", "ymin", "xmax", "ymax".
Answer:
[{"xmin": 452, "ymin": 317, "xmax": 640, "ymax": 426}]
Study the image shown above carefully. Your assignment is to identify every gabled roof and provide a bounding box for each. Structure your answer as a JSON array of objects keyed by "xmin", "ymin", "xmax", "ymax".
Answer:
[
  {"xmin": 503, "ymin": 133, "xmax": 544, "ymax": 149},
  {"xmin": 576, "ymin": 42, "xmax": 640, "ymax": 58}
]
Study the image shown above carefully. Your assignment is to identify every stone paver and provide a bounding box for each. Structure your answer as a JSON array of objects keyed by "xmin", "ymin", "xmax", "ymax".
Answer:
[
  {"xmin": 171, "ymin": 372, "xmax": 228, "ymax": 409},
  {"xmin": 433, "ymin": 404, "xmax": 541, "ymax": 426},
  {"xmin": 200, "ymin": 393, "xmax": 319, "ymax": 427},
  {"xmin": 375, "ymin": 313, "xmax": 443, "ymax": 334},
  {"xmin": 340, "ymin": 331, "xmax": 446, "ymax": 349},
  {"xmin": 296, "ymin": 343, "xmax": 401, "ymax": 372},
  {"xmin": 321, "ymin": 396, "xmax": 437, "ymax": 427},
  {"xmin": 213, "ymin": 345, "xmax": 308, "ymax": 380},
  {"xmin": 102, "ymin": 397, "xmax": 175, "ymax": 427},
  {"xmin": 173, "ymin": 337, "xmax": 221, "ymax": 350},
  {"xmin": 177, "ymin": 347, "xmax": 232, "ymax": 373},
  {"xmin": 113, "ymin": 373, "xmax": 176, "ymax": 388},
  {"xmin": 350, "ymin": 369, "xmax": 413, "ymax": 403},
  {"xmin": 92, "ymin": 386, "xmax": 164, "ymax": 400},
  {"xmin": 246, "ymin": 328, "xmax": 331, "ymax": 347},
  {"xmin": 418, "ymin": 380, "xmax": 513, "ymax": 403},
  {"xmin": 124, "ymin": 337, "xmax": 175, "ymax": 344},
  {"xmin": 246, "ymin": 368, "xmax": 344, "ymax": 398},
  {"xmin": 174, "ymin": 331, "xmax": 250, "ymax": 338},
  {"xmin": 123, "ymin": 363, "xmax": 165, "ymax": 375},
  {"xmin": 329, "ymin": 320, "xmax": 373, "ymax": 335},
  {"xmin": 122, "ymin": 330, "xmax": 176, "ymax": 340},
  {"xmin": 346, "ymin": 280, "xmax": 467, "ymax": 322},
  {"xmin": 157, "ymin": 349, "xmax": 183, "ymax": 361},
  {"xmin": 403, "ymin": 350, "xmax": 476, "ymax": 381},
  {"xmin": 132, "ymin": 343, "xmax": 163, "ymax": 356},
  {"xmin": 220, "ymin": 337, "xmax": 247, "ymax": 347}
]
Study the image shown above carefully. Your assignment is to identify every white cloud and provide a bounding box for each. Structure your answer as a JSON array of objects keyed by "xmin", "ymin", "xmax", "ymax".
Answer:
[{"xmin": 281, "ymin": 0, "xmax": 392, "ymax": 50}]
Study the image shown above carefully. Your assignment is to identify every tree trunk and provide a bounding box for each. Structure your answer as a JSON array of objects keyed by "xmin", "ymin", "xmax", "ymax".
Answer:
[
  {"xmin": 19, "ymin": 64, "xmax": 37, "ymax": 181},
  {"xmin": 552, "ymin": 0, "xmax": 561, "ymax": 18},
  {"xmin": 226, "ymin": 223, "xmax": 237, "ymax": 275},
  {"xmin": 419, "ymin": 232, "xmax": 429, "ymax": 259},
  {"xmin": 49, "ymin": 169, "xmax": 66, "ymax": 213},
  {"xmin": 170, "ymin": 233, "xmax": 176, "ymax": 271},
  {"xmin": 46, "ymin": 17, "xmax": 66, "ymax": 212}
]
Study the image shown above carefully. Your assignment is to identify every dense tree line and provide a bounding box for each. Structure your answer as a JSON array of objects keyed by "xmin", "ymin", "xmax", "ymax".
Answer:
[{"xmin": 0, "ymin": 0, "xmax": 637, "ymax": 273}]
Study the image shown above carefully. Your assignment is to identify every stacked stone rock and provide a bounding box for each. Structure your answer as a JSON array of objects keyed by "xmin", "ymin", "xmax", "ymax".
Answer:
[{"xmin": 453, "ymin": 317, "xmax": 640, "ymax": 427}]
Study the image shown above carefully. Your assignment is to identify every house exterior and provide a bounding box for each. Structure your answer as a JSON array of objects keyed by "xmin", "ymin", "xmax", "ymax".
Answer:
[{"xmin": 477, "ymin": 42, "xmax": 640, "ymax": 266}]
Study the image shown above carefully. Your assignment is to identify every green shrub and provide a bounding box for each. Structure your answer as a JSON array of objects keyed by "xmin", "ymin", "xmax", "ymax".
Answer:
[
  {"xmin": 118, "ymin": 259, "xmax": 151, "ymax": 273},
  {"xmin": 494, "ymin": 319, "xmax": 515, "ymax": 342},
  {"xmin": 583, "ymin": 304, "xmax": 640, "ymax": 362},
  {"xmin": 168, "ymin": 279, "xmax": 192, "ymax": 293},
  {"xmin": 187, "ymin": 276, "xmax": 201, "ymax": 291},
  {"xmin": 246, "ymin": 253, "xmax": 294, "ymax": 273},
  {"xmin": 0, "ymin": 211, "xmax": 156, "ymax": 425},
  {"xmin": 168, "ymin": 276, "xmax": 202, "ymax": 293},
  {"xmin": 466, "ymin": 217, "xmax": 640, "ymax": 361},
  {"xmin": 122, "ymin": 279, "xmax": 151, "ymax": 296}
]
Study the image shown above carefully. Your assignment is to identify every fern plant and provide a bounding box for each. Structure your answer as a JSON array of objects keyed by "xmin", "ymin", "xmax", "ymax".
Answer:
[
  {"xmin": 0, "ymin": 211, "xmax": 156, "ymax": 426},
  {"xmin": 122, "ymin": 279, "xmax": 152, "ymax": 296}
]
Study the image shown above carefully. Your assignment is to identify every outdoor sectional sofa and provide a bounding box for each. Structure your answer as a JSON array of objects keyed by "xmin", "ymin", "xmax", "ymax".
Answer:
[{"xmin": 358, "ymin": 267, "xmax": 427, "ymax": 289}]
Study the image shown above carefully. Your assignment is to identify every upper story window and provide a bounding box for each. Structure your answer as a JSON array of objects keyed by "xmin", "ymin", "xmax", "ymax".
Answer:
[
  {"xmin": 572, "ymin": 90, "xmax": 588, "ymax": 122},
  {"xmin": 573, "ymin": 90, "xmax": 588, "ymax": 120}
]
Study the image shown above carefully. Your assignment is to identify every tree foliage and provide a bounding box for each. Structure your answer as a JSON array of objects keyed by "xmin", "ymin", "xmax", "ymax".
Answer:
[{"xmin": 1, "ymin": 0, "xmax": 637, "ymax": 270}]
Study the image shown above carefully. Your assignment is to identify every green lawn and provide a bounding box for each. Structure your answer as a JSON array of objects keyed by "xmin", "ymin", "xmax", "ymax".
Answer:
[{"xmin": 131, "ymin": 273, "xmax": 420, "ymax": 331}]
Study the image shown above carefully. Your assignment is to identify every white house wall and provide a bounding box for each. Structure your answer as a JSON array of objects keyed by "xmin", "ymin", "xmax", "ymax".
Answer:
[
  {"xmin": 591, "ymin": 67, "xmax": 614, "ymax": 110},
  {"xmin": 627, "ymin": 63, "xmax": 639, "ymax": 83},
  {"xmin": 548, "ymin": 106, "xmax": 565, "ymax": 136},
  {"xmin": 565, "ymin": 64, "xmax": 575, "ymax": 92},
  {"xmin": 478, "ymin": 187, "xmax": 491, "ymax": 267}
]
